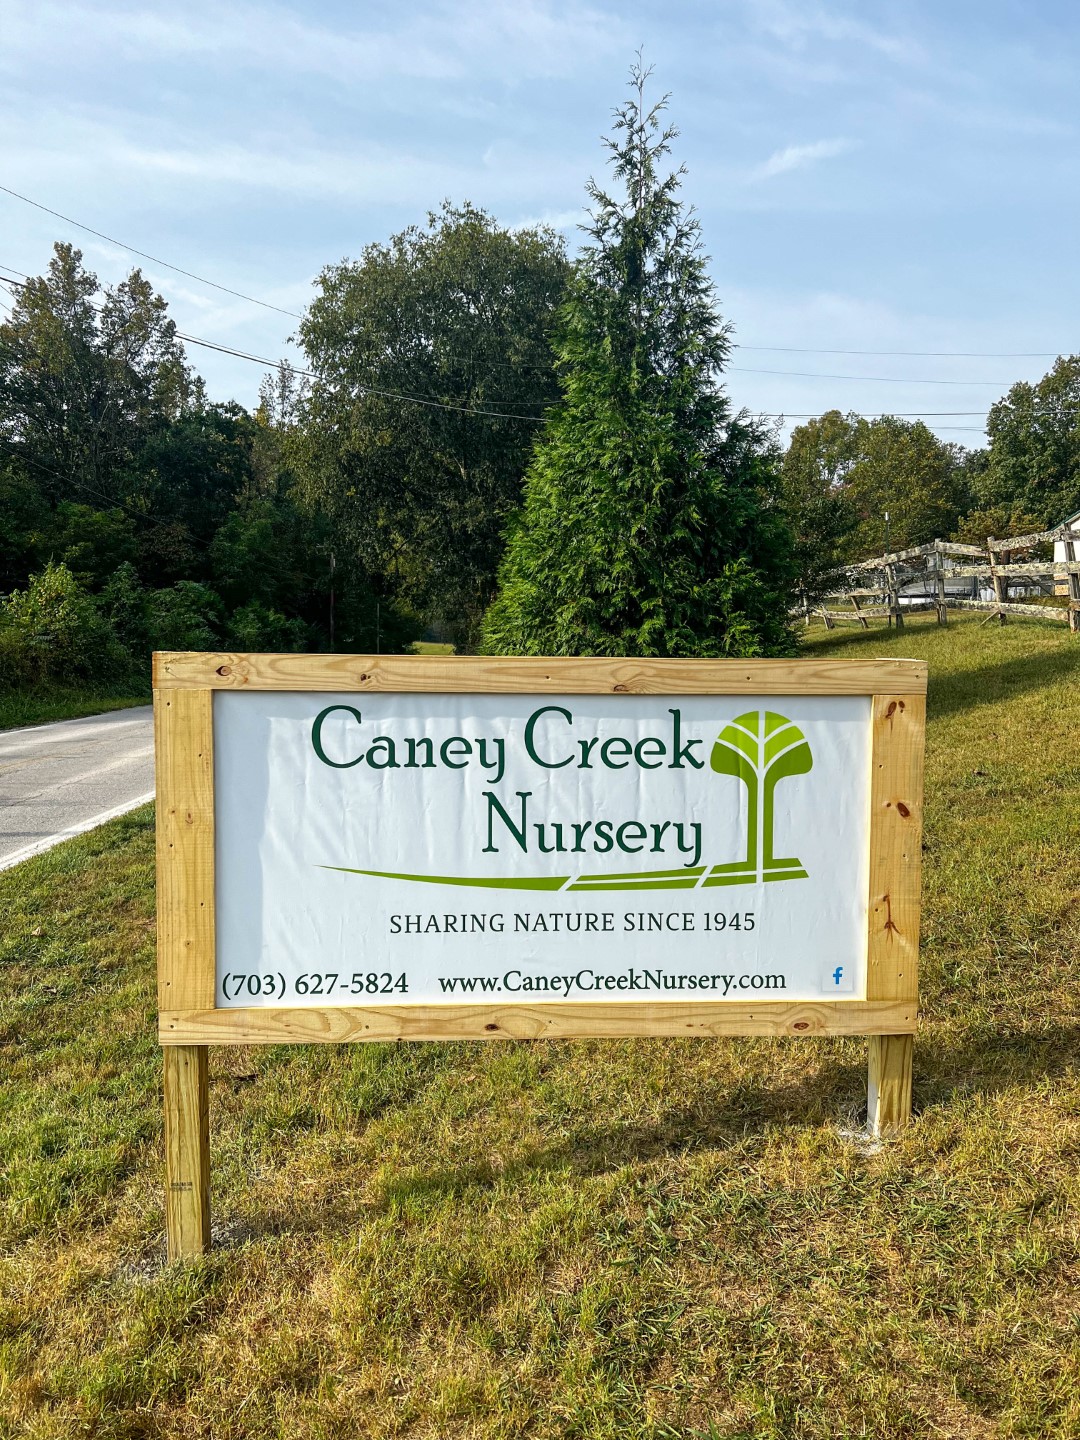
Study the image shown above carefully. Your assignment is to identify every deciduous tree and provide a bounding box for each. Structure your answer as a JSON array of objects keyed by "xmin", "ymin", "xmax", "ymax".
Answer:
[
  {"xmin": 296, "ymin": 204, "xmax": 569, "ymax": 649},
  {"xmin": 979, "ymin": 357, "xmax": 1080, "ymax": 526}
]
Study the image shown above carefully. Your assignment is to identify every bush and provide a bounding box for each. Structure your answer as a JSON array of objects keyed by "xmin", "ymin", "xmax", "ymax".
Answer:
[
  {"xmin": 227, "ymin": 601, "xmax": 311, "ymax": 652},
  {"xmin": 0, "ymin": 562, "xmax": 130, "ymax": 688},
  {"xmin": 100, "ymin": 563, "xmax": 150, "ymax": 657},
  {"xmin": 147, "ymin": 581, "xmax": 222, "ymax": 651}
]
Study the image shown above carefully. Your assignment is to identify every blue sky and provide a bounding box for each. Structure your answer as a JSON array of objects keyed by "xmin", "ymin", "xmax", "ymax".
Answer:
[{"xmin": 2, "ymin": 0, "xmax": 1077, "ymax": 443}]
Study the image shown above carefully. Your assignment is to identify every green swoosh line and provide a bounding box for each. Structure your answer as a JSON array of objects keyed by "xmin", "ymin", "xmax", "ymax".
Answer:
[{"xmin": 321, "ymin": 862, "xmax": 804, "ymax": 891}]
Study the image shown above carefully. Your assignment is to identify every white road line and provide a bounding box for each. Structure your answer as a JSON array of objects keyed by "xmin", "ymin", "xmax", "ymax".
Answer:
[{"xmin": 0, "ymin": 791, "xmax": 155, "ymax": 873}]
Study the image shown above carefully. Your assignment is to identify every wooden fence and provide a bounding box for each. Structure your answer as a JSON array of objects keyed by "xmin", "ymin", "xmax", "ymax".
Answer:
[{"xmin": 811, "ymin": 524, "xmax": 1080, "ymax": 636}]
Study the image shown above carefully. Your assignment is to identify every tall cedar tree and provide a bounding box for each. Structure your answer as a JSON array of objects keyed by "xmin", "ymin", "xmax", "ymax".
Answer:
[{"xmin": 482, "ymin": 69, "xmax": 794, "ymax": 657}]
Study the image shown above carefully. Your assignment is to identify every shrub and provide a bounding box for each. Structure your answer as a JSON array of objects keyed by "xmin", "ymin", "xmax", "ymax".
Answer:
[
  {"xmin": 146, "ymin": 581, "xmax": 222, "ymax": 651},
  {"xmin": 0, "ymin": 562, "xmax": 129, "ymax": 687},
  {"xmin": 100, "ymin": 563, "xmax": 150, "ymax": 657},
  {"xmin": 227, "ymin": 601, "xmax": 311, "ymax": 652}
]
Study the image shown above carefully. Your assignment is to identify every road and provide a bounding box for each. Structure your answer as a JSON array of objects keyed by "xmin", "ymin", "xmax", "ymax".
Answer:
[{"xmin": 0, "ymin": 707, "xmax": 154, "ymax": 871}]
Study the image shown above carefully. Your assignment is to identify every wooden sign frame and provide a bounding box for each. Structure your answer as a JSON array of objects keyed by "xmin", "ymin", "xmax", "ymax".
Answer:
[{"xmin": 154, "ymin": 652, "xmax": 927, "ymax": 1258}]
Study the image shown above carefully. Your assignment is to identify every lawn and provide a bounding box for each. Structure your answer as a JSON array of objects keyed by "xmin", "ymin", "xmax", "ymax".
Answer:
[{"xmin": 2, "ymin": 613, "xmax": 1079, "ymax": 1438}]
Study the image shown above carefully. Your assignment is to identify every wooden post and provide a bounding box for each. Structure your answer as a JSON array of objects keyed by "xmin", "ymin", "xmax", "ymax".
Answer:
[
  {"xmin": 164, "ymin": 1045, "xmax": 211, "ymax": 1259},
  {"xmin": 864, "ymin": 692, "xmax": 923, "ymax": 1135},
  {"xmin": 849, "ymin": 594, "xmax": 869, "ymax": 629},
  {"xmin": 867, "ymin": 1034, "xmax": 914, "ymax": 1134},
  {"xmin": 886, "ymin": 564, "xmax": 903, "ymax": 631},
  {"xmin": 156, "ymin": 685, "xmax": 216, "ymax": 1259},
  {"xmin": 1065, "ymin": 529, "xmax": 1080, "ymax": 636},
  {"xmin": 988, "ymin": 539, "xmax": 1008, "ymax": 624},
  {"xmin": 933, "ymin": 546, "xmax": 948, "ymax": 626}
]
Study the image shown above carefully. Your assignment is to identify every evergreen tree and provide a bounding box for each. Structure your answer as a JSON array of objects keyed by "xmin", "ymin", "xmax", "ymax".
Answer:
[{"xmin": 482, "ymin": 66, "xmax": 794, "ymax": 658}]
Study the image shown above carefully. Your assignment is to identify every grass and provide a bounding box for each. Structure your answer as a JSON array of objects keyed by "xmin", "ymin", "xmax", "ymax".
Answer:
[
  {"xmin": 0, "ymin": 684, "xmax": 150, "ymax": 731},
  {"xmin": 2, "ymin": 612, "xmax": 1079, "ymax": 1438}
]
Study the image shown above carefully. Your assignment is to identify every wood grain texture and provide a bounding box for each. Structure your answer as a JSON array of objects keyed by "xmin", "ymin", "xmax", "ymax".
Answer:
[
  {"xmin": 949, "ymin": 599, "xmax": 1069, "ymax": 621},
  {"xmin": 154, "ymin": 688, "xmax": 216, "ymax": 1010},
  {"xmin": 867, "ymin": 1033, "xmax": 914, "ymax": 1134},
  {"xmin": 160, "ymin": 998, "xmax": 916, "ymax": 1045},
  {"xmin": 153, "ymin": 652, "xmax": 929, "ymax": 696},
  {"xmin": 866, "ymin": 694, "xmax": 925, "ymax": 1006},
  {"xmin": 163, "ymin": 1045, "xmax": 211, "ymax": 1259}
]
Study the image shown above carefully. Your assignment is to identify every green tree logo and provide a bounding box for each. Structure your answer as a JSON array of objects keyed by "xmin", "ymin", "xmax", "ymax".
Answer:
[{"xmin": 705, "ymin": 711, "xmax": 812, "ymax": 887}]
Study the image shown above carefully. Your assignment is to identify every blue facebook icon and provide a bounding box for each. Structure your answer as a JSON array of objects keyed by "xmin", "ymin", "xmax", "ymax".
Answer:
[{"xmin": 824, "ymin": 964, "xmax": 854, "ymax": 993}]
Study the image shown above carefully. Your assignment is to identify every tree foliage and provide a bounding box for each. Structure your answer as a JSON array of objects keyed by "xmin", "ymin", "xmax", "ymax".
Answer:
[
  {"xmin": 0, "ymin": 247, "xmax": 415, "ymax": 689},
  {"xmin": 780, "ymin": 411, "xmax": 971, "ymax": 567},
  {"xmin": 483, "ymin": 68, "xmax": 794, "ymax": 658},
  {"xmin": 979, "ymin": 356, "xmax": 1080, "ymax": 526},
  {"xmin": 780, "ymin": 411, "xmax": 858, "ymax": 606},
  {"xmin": 296, "ymin": 203, "xmax": 569, "ymax": 649}
]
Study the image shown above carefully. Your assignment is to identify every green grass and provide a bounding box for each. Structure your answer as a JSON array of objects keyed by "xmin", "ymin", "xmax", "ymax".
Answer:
[
  {"xmin": 0, "ymin": 684, "xmax": 150, "ymax": 731},
  {"xmin": 2, "ymin": 613, "xmax": 1079, "ymax": 1438}
]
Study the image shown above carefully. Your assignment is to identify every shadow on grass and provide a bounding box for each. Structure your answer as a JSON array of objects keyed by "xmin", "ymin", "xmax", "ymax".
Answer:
[
  {"xmin": 928, "ymin": 644, "xmax": 1080, "ymax": 721},
  {"xmin": 804, "ymin": 618, "xmax": 1080, "ymax": 721},
  {"xmin": 917, "ymin": 1019, "xmax": 1080, "ymax": 1107},
  {"xmin": 371, "ymin": 1057, "xmax": 871, "ymax": 1209},
  {"xmin": 363, "ymin": 1021, "xmax": 1080, "ymax": 1211}
]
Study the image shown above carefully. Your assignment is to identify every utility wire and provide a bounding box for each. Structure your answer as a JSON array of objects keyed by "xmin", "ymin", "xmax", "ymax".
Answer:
[
  {"xmin": 731, "ymin": 366, "xmax": 1014, "ymax": 386},
  {"xmin": 0, "ymin": 271, "xmax": 548, "ymax": 423},
  {"xmin": 2, "ymin": 275, "xmax": 994, "ymax": 424},
  {"xmin": 0, "ymin": 183, "xmax": 302, "ymax": 319},
  {"xmin": 736, "ymin": 344, "xmax": 1059, "ymax": 358},
  {"xmin": 2, "ymin": 185, "xmax": 1067, "ymax": 365},
  {"xmin": 1, "ymin": 272, "xmax": 995, "ymax": 423}
]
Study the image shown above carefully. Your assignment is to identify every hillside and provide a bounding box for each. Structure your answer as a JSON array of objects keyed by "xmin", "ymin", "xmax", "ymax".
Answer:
[{"xmin": 2, "ymin": 613, "xmax": 1079, "ymax": 1439}]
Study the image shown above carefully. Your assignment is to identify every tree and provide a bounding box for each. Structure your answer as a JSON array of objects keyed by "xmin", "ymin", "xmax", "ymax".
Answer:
[
  {"xmin": 842, "ymin": 417, "xmax": 970, "ymax": 560},
  {"xmin": 296, "ymin": 203, "xmax": 569, "ymax": 649},
  {"xmin": 482, "ymin": 67, "xmax": 794, "ymax": 658},
  {"xmin": 0, "ymin": 243, "xmax": 200, "ymax": 514},
  {"xmin": 979, "ymin": 357, "xmax": 1080, "ymax": 526},
  {"xmin": 950, "ymin": 502, "xmax": 1045, "ymax": 550},
  {"xmin": 779, "ymin": 410, "xmax": 858, "ymax": 607}
]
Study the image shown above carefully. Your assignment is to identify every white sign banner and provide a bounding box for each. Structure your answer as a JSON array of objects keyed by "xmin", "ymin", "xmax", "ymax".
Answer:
[{"xmin": 213, "ymin": 692, "xmax": 872, "ymax": 1008}]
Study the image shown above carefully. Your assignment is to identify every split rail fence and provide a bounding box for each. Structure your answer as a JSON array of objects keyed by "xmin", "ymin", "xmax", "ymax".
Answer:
[{"xmin": 811, "ymin": 523, "xmax": 1080, "ymax": 637}]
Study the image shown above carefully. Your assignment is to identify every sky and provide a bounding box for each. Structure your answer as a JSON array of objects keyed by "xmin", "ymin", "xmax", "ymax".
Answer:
[{"xmin": 2, "ymin": 0, "xmax": 1078, "ymax": 445}]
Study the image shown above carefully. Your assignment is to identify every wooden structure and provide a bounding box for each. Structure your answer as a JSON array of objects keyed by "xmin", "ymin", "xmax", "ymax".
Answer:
[
  {"xmin": 154, "ymin": 653, "xmax": 927, "ymax": 1259},
  {"xmin": 817, "ymin": 525, "xmax": 1080, "ymax": 633}
]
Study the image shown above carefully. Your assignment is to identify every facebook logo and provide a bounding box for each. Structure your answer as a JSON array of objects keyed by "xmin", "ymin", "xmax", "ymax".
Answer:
[{"xmin": 825, "ymin": 964, "xmax": 854, "ymax": 993}]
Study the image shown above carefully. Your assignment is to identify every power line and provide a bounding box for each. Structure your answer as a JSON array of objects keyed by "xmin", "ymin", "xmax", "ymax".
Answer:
[
  {"xmin": 0, "ymin": 271, "xmax": 548, "ymax": 424},
  {"xmin": 0, "ymin": 183, "xmax": 302, "ymax": 319},
  {"xmin": 760, "ymin": 411, "xmax": 985, "ymax": 418},
  {"xmin": 0, "ymin": 266, "xmax": 1001, "ymax": 433},
  {"xmin": 731, "ymin": 366, "xmax": 1014, "ymax": 386},
  {"xmin": 736, "ymin": 344, "xmax": 1059, "ymax": 359},
  {"xmin": 1, "ymin": 184, "xmax": 1069, "ymax": 366}
]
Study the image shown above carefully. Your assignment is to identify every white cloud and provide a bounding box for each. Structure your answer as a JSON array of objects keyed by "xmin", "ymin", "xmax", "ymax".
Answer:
[
  {"xmin": 750, "ymin": 0, "xmax": 924, "ymax": 65},
  {"xmin": 752, "ymin": 137, "xmax": 853, "ymax": 180},
  {"xmin": 0, "ymin": 0, "xmax": 626, "ymax": 85}
]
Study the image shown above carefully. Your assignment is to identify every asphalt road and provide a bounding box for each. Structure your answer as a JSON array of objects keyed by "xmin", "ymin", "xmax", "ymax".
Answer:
[{"xmin": 0, "ymin": 706, "xmax": 154, "ymax": 871}]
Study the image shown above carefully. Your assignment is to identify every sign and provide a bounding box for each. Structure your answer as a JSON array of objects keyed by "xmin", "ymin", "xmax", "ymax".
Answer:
[
  {"xmin": 154, "ymin": 653, "xmax": 926, "ymax": 1258},
  {"xmin": 214, "ymin": 693, "xmax": 872, "ymax": 1008}
]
